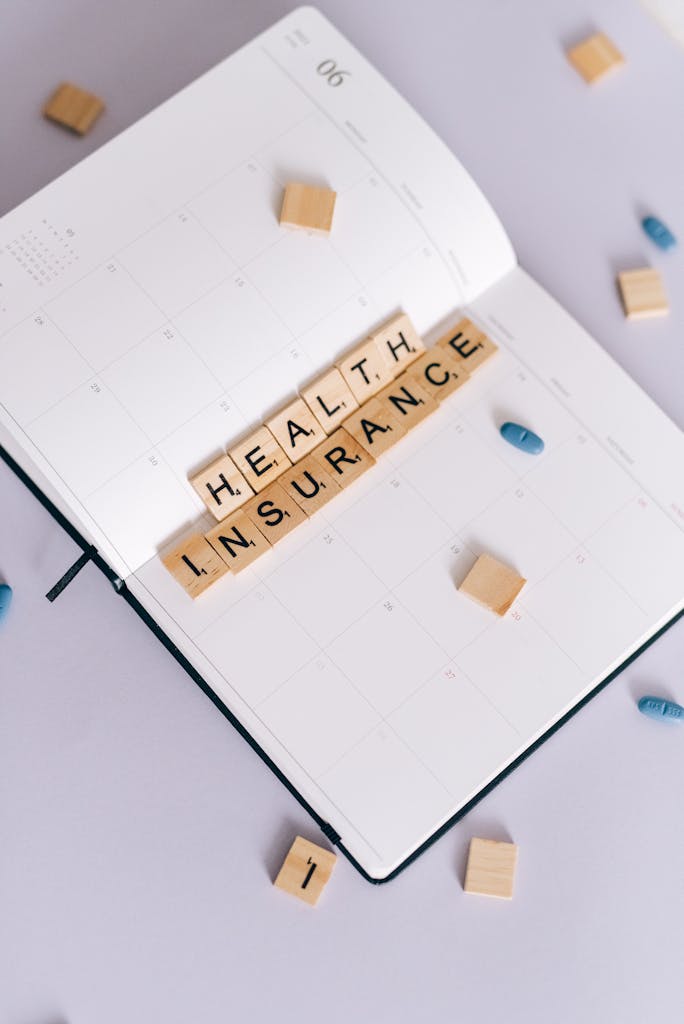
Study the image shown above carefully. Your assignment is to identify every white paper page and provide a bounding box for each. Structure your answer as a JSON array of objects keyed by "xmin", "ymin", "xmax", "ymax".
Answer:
[
  {"xmin": 0, "ymin": 6, "xmax": 514, "ymax": 579},
  {"xmin": 130, "ymin": 266, "xmax": 684, "ymax": 879}
]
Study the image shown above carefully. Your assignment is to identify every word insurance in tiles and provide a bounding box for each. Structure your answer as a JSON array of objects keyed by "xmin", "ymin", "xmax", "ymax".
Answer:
[{"xmin": 163, "ymin": 312, "xmax": 498, "ymax": 597}]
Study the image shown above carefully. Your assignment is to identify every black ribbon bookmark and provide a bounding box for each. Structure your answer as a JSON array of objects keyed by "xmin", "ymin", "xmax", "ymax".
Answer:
[{"xmin": 45, "ymin": 546, "xmax": 98, "ymax": 602}]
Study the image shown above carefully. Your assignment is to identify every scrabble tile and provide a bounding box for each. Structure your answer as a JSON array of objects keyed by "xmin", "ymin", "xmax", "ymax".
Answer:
[
  {"xmin": 274, "ymin": 835, "xmax": 337, "ymax": 906},
  {"xmin": 374, "ymin": 374, "xmax": 439, "ymax": 431},
  {"xmin": 280, "ymin": 453, "xmax": 341, "ymax": 515},
  {"xmin": 300, "ymin": 367, "xmax": 359, "ymax": 434},
  {"xmin": 336, "ymin": 338, "xmax": 395, "ymax": 404},
  {"xmin": 370, "ymin": 312, "xmax": 425, "ymax": 374},
  {"xmin": 342, "ymin": 397, "xmax": 406, "ymax": 457},
  {"xmin": 406, "ymin": 347, "xmax": 469, "ymax": 402},
  {"xmin": 161, "ymin": 533, "xmax": 228, "ymax": 598},
  {"xmin": 43, "ymin": 82, "xmax": 105, "ymax": 135},
  {"xmin": 566, "ymin": 32, "xmax": 625, "ymax": 84},
  {"xmin": 229, "ymin": 425, "xmax": 291, "ymax": 493},
  {"xmin": 436, "ymin": 317, "xmax": 498, "ymax": 372},
  {"xmin": 279, "ymin": 183, "xmax": 337, "ymax": 234},
  {"xmin": 310, "ymin": 428, "xmax": 376, "ymax": 489},
  {"xmin": 464, "ymin": 837, "xmax": 518, "ymax": 899},
  {"xmin": 205, "ymin": 510, "xmax": 271, "ymax": 573},
  {"xmin": 617, "ymin": 267, "xmax": 669, "ymax": 319},
  {"xmin": 243, "ymin": 481, "xmax": 308, "ymax": 545},
  {"xmin": 458, "ymin": 553, "xmax": 526, "ymax": 616},
  {"xmin": 189, "ymin": 453, "xmax": 254, "ymax": 521},
  {"xmin": 265, "ymin": 397, "xmax": 326, "ymax": 462}
]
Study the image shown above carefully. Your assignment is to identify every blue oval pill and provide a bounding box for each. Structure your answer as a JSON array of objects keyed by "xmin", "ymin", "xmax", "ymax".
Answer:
[
  {"xmin": 638, "ymin": 695, "xmax": 684, "ymax": 722},
  {"xmin": 0, "ymin": 583, "xmax": 12, "ymax": 622},
  {"xmin": 641, "ymin": 216, "xmax": 676, "ymax": 251},
  {"xmin": 500, "ymin": 421, "xmax": 544, "ymax": 455}
]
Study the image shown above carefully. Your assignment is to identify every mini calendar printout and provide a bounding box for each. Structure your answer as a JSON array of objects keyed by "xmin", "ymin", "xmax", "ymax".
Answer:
[{"xmin": 1, "ymin": 8, "xmax": 683, "ymax": 880}]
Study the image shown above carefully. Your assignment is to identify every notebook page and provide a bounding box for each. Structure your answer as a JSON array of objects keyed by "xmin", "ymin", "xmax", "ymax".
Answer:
[
  {"xmin": 130, "ymin": 266, "xmax": 684, "ymax": 878},
  {"xmin": 0, "ymin": 6, "xmax": 514, "ymax": 579}
]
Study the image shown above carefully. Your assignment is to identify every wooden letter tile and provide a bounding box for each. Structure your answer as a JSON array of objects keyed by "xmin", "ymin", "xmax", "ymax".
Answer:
[
  {"xmin": 436, "ymin": 317, "xmax": 498, "ymax": 372},
  {"xmin": 310, "ymin": 428, "xmax": 375, "ymax": 489},
  {"xmin": 265, "ymin": 397, "xmax": 326, "ymax": 462},
  {"xmin": 243, "ymin": 481, "xmax": 308, "ymax": 545},
  {"xmin": 205, "ymin": 511, "xmax": 271, "ymax": 573},
  {"xmin": 567, "ymin": 32, "xmax": 625, "ymax": 84},
  {"xmin": 370, "ymin": 311, "xmax": 425, "ymax": 374},
  {"xmin": 458, "ymin": 553, "xmax": 526, "ymax": 616},
  {"xmin": 373, "ymin": 374, "xmax": 438, "ymax": 431},
  {"xmin": 406, "ymin": 347, "xmax": 469, "ymax": 403},
  {"xmin": 274, "ymin": 835, "xmax": 337, "ymax": 906},
  {"xmin": 43, "ymin": 82, "xmax": 105, "ymax": 135},
  {"xmin": 189, "ymin": 453, "xmax": 254, "ymax": 521},
  {"xmin": 161, "ymin": 533, "xmax": 228, "ymax": 598},
  {"xmin": 229, "ymin": 425, "xmax": 291, "ymax": 493},
  {"xmin": 280, "ymin": 453, "xmax": 341, "ymax": 515},
  {"xmin": 342, "ymin": 397, "xmax": 406, "ymax": 457},
  {"xmin": 617, "ymin": 268, "xmax": 669, "ymax": 319},
  {"xmin": 336, "ymin": 338, "xmax": 395, "ymax": 404},
  {"xmin": 464, "ymin": 837, "xmax": 518, "ymax": 899},
  {"xmin": 370, "ymin": 312, "xmax": 425, "ymax": 374},
  {"xmin": 300, "ymin": 367, "xmax": 359, "ymax": 434},
  {"xmin": 279, "ymin": 183, "xmax": 337, "ymax": 234}
]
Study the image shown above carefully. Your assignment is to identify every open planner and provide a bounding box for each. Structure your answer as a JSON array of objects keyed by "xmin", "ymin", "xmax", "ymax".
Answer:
[{"xmin": 2, "ymin": 7, "xmax": 683, "ymax": 882}]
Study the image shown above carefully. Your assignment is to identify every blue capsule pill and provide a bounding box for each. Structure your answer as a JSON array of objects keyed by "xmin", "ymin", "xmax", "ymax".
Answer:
[
  {"xmin": 641, "ymin": 216, "xmax": 676, "ymax": 251},
  {"xmin": 0, "ymin": 583, "xmax": 12, "ymax": 622},
  {"xmin": 638, "ymin": 695, "xmax": 684, "ymax": 722},
  {"xmin": 500, "ymin": 421, "xmax": 545, "ymax": 455}
]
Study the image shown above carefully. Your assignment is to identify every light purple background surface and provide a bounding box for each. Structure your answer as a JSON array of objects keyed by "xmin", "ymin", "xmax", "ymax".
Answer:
[{"xmin": 1, "ymin": 2, "xmax": 683, "ymax": 1022}]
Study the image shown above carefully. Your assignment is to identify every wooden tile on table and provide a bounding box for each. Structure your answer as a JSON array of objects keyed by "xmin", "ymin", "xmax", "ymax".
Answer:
[
  {"xmin": 274, "ymin": 835, "xmax": 337, "ymax": 906},
  {"xmin": 43, "ymin": 82, "xmax": 105, "ymax": 134},
  {"xmin": 464, "ymin": 837, "xmax": 518, "ymax": 899}
]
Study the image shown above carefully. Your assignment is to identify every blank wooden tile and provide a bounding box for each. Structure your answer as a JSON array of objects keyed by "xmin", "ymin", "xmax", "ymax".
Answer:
[
  {"xmin": 229, "ymin": 425, "xmax": 291, "ymax": 493},
  {"xmin": 342, "ymin": 397, "xmax": 406, "ymax": 457},
  {"xmin": 300, "ymin": 367, "xmax": 359, "ymax": 434},
  {"xmin": 279, "ymin": 183, "xmax": 337, "ymax": 234},
  {"xmin": 310, "ymin": 428, "xmax": 375, "ymax": 489},
  {"xmin": 464, "ymin": 837, "xmax": 518, "ymax": 899},
  {"xmin": 373, "ymin": 374, "xmax": 438, "ymax": 431},
  {"xmin": 274, "ymin": 835, "xmax": 337, "ymax": 906},
  {"xmin": 161, "ymin": 532, "xmax": 228, "ymax": 598},
  {"xmin": 205, "ymin": 510, "xmax": 271, "ymax": 573},
  {"xmin": 265, "ymin": 397, "xmax": 326, "ymax": 462},
  {"xmin": 43, "ymin": 82, "xmax": 105, "ymax": 135},
  {"xmin": 280, "ymin": 453, "xmax": 341, "ymax": 515},
  {"xmin": 189, "ymin": 453, "xmax": 254, "ymax": 521},
  {"xmin": 406, "ymin": 347, "xmax": 469, "ymax": 403},
  {"xmin": 370, "ymin": 312, "xmax": 425, "ymax": 374},
  {"xmin": 436, "ymin": 317, "xmax": 498, "ymax": 372},
  {"xmin": 617, "ymin": 267, "xmax": 669, "ymax": 319},
  {"xmin": 458, "ymin": 553, "xmax": 526, "ymax": 616},
  {"xmin": 567, "ymin": 32, "xmax": 625, "ymax": 84},
  {"xmin": 336, "ymin": 338, "xmax": 395, "ymax": 404},
  {"xmin": 243, "ymin": 481, "xmax": 308, "ymax": 545}
]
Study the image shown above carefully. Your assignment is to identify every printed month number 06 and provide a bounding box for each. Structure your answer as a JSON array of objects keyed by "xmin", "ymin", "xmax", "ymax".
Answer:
[{"xmin": 317, "ymin": 59, "xmax": 350, "ymax": 86}]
